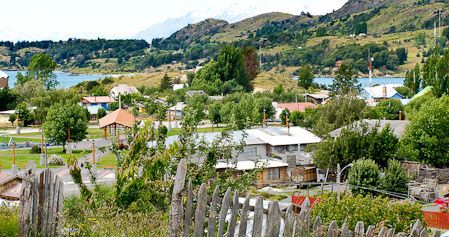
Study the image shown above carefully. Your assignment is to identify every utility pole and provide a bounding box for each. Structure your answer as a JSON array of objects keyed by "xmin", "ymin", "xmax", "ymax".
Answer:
[
  {"xmin": 439, "ymin": 9, "xmax": 441, "ymax": 38},
  {"xmin": 258, "ymin": 38, "xmax": 267, "ymax": 70},
  {"xmin": 263, "ymin": 109, "xmax": 266, "ymax": 128},
  {"xmin": 369, "ymin": 50, "xmax": 373, "ymax": 88},
  {"xmin": 337, "ymin": 163, "xmax": 341, "ymax": 202},
  {"xmin": 413, "ymin": 71, "xmax": 416, "ymax": 95},
  {"xmin": 12, "ymin": 140, "xmax": 18, "ymax": 175}
]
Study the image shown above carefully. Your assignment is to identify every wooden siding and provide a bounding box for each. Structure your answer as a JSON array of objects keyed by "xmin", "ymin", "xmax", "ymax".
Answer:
[{"xmin": 257, "ymin": 167, "xmax": 288, "ymax": 188}]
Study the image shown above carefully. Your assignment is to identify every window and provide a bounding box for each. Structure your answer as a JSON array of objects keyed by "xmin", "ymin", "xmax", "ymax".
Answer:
[
  {"xmin": 267, "ymin": 168, "xmax": 280, "ymax": 180},
  {"xmin": 287, "ymin": 145, "xmax": 298, "ymax": 152},
  {"xmin": 300, "ymin": 144, "xmax": 307, "ymax": 151},
  {"xmin": 243, "ymin": 147, "xmax": 257, "ymax": 157}
]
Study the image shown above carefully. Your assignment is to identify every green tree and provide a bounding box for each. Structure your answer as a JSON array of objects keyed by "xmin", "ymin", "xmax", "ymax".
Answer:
[
  {"xmin": 380, "ymin": 159, "xmax": 408, "ymax": 194},
  {"xmin": 316, "ymin": 27, "xmax": 327, "ymax": 37},
  {"xmin": 184, "ymin": 94, "xmax": 208, "ymax": 124},
  {"xmin": 348, "ymin": 159, "xmax": 380, "ymax": 196},
  {"xmin": 374, "ymin": 99, "xmax": 405, "ymax": 120},
  {"xmin": 255, "ymin": 97, "xmax": 276, "ymax": 124},
  {"xmin": 330, "ymin": 63, "xmax": 360, "ymax": 95},
  {"xmin": 422, "ymin": 47, "xmax": 449, "ymax": 97},
  {"xmin": 399, "ymin": 95, "xmax": 449, "ymax": 167},
  {"xmin": 27, "ymin": 53, "xmax": 58, "ymax": 90},
  {"xmin": 0, "ymin": 87, "xmax": 18, "ymax": 111},
  {"xmin": 98, "ymin": 108, "xmax": 107, "ymax": 119},
  {"xmin": 15, "ymin": 102, "xmax": 34, "ymax": 126},
  {"xmin": 159, "ymin": 73, "xmax": 172, "ymax": 91},
  {"xmin": 298, "ymin": 64, "xmax": 314, "ymax": 89},
  {"xmin": 191, "ymin": 61, "xmax": 223, "ymax": 95},
  {"xmin": 44, "ymin": 101, "xmax": 88, "ymax": 151},
  {"xmin": 217, "ymin": 45, "xmax": 251, "ymax": 91},
  {"xmin": 313, "ymin": 122, "xmax": 399, "ymax": 169},
  {"xmin": 290, "ymin": 110, "xmax": 304, "ymax": 126},
  {"xmin": 396, "ymin": 48, "xmax": 407, "ymax": 65},
  {"xmin": 186, "ymin": 72, "xmax": 195, "ymax": 87},
  {"xmin": 9, "ymin": 114, "xmax": 16, "ymax": 126},
  {"xmin": 280, "ymin": 108, "xmax": 290, "ymax": 126},
  {"xmin": 208, "ymin": 102, "xmax": 222, "ymax": 126},
  {"xmin": 404, "ymin": 64, "xmax": 421, "ymax": 94}
]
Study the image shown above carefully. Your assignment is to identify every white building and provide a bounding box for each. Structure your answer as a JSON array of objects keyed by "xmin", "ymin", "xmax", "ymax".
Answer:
[{"xmin": 109, "ymin": 84, "xmax": 139, "ymax": 98}]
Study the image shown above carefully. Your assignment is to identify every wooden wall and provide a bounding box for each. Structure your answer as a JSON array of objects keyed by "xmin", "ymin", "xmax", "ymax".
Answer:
[{"xmin": 257, "ymin": 167, "xmax": 288, "ymax": 188}]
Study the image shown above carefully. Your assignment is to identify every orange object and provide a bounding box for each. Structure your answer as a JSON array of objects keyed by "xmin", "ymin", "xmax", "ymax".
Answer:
[
  {"xmin": 12, "ymin": 143, "xmax": 15, "ymax": 164},
  {"xmin": 423, "ymin": 210, "xmax": 449, "ymax": 229},
  {"xmin": 41, "ymin": 133, "xmax": 44, "ymax": 154},
  {"xmin": 92, "ymin": 143, "xmax": 95, "ymax": 164},
  {"xmin": 68, "ymin": 127, "xmax": 71, "ymax": 143}
]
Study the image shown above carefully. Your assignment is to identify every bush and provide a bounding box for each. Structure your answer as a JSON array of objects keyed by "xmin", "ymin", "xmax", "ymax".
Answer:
[
  {"xmin": 380, "ymin": 159, "xmax": 408, "ymax": 194},
  {"xmin": 348, "ymin": 159, "xmax": 380, "ymax": 196},
  {"xmin": 311, "ymin": 194, "xmax": 425, "ymax": 234},
  {"xmin": 48, "ymin": 154, "xmax": 64, "ymax": 166},
  {"xmin": 98, "ymin": 108, "xmax": 107, "ymax": 119},
  {"xmin": 30, "ymin": 145, "xmax": 41, "ymax": 154},
  {"xmin": 0, "ymin": 203, "xmax": 18, "ymax": 236}
]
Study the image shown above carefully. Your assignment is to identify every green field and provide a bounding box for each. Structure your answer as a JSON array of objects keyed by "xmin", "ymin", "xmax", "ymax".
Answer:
[
  {"xmin": 0, "ymin": 148, "xmax": 88, "ymax": 169},
  {"xmin": 96, "ymin": 152, "xmax": 118, "ymax": 168},
  {"xmin": 86, "ymin": 128, "xmax": 106, "ymax": 139}
]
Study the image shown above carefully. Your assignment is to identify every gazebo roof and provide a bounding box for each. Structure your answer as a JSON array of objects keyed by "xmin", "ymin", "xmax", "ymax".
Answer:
[{"xmin": 99, "ymin": 108, "xmax": 135, "ymax": 128}]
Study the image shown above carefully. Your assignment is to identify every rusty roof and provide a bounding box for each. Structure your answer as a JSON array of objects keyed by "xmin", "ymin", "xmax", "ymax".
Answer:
[
  {"xmin": 0, "ymin": 183, "xmax": 21, "ymax": 201},
  {"xmin": 0, "ymin": 173, "xmax": 20, "ymax": 185},
  {"xmin": 81, "ymin": 96, "xmax": 115, "ymax": 104},
  {"xmin": 99, "ymin": 108, "xmax": 135, "ymax": 128}
]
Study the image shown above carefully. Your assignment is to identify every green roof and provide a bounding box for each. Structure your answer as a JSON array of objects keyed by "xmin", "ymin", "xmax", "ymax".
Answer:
[
  {"xmin": 84, "ymin": 105, "xmax": 105, "ymax": 115},
  {"xmin": 411, "ymin": 86, "xmax": 433, "ymax": 101}
]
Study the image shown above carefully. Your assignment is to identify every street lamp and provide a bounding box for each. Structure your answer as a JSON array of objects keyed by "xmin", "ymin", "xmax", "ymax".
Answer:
[
  {"xmin": 263, "ymin": 109, "xmax": 266, "ymax": 128},
  {"xmin": 337, "ymin": 163, "xmax": 354, "ymax": 202}
]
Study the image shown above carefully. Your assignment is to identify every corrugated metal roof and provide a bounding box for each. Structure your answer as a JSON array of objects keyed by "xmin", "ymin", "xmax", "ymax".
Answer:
[
  {"xmin": 82, "ymin": 96, "xmax": 115, "ymax": 103},
  {"xmin": 329, "ymin": 119, "xmax": 409, "ymax": 138},
  {"xmin": 216, "ymin": 159, "xmax": 288, "ymax": 170},
  {"xmin": 162, "ymin": 126, "xmax": 321, "ymax": 148}
]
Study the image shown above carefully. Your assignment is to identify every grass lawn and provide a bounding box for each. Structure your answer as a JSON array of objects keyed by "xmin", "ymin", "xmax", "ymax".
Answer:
[
  {"xmin": 0, "ymin": 148, "xmax": 88, "ymax": 169},
  {"xmin": 86, "ymin": 128, "xmax": 106, "ymax": 139},
  {"xmin": 167, "ymin": 127, "xmax": 227, "ymax": 137},
  {"xmin": 96, "ymin": 152, "xmax": 118, "ymax": 168}
]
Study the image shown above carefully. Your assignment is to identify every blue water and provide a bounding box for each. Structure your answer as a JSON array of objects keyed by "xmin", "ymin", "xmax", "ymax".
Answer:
[
  {"xmin": 4, "ymin": 71, "xmax": 110, "ymax": 88},
  {"xmin": 291, "ymin": 77, "xmax": 404, "ymax": 88}
]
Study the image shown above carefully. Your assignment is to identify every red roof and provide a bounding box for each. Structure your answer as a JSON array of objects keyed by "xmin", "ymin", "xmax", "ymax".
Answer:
[
  {"xmin": 81, "ymin": 96, "xmax": 115, "ymax": 104},
  {"xmin": 277, "ymin": 102, "xmax": 317, "ymax": 112},
  {"xmin": 99, "ymin": 108, "xmax": 135, "ymax": 128}
]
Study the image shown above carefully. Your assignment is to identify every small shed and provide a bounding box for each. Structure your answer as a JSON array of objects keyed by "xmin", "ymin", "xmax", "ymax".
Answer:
[
  {"xmin": 0, "ymin": 173, "xmax": 22, "ymax": 200},
  {"xmin": 99, "ymin": 108, "xmax": 135, "ymax": 139}
]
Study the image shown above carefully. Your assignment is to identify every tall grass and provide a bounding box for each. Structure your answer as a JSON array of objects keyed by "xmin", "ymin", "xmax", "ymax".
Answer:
[
  {"xmin": 0, "ymin": 203, "xmax": 18, "ymax": 237},
  {"xmin": 63, "ymin": 185, "xmax": 168, "ymax": 236}
]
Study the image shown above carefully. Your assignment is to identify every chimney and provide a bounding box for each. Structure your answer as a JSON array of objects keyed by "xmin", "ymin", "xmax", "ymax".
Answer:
[{"xmin": 382, "ymin": 85, "xmax": 387, "ymax": 97}]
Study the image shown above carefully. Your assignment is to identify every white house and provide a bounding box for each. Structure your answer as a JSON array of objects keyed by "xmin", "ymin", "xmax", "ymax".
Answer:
[
  {"xmin": 162, "ymin": 126, "xmax": 321, "ymax": 168},
  {"xmin": 109, "ymin": 84, "xmax": 139, "ymax": 98},
  {"xmin": 359, "ymin": 84, "xmax": 404, "ymax": 106}
]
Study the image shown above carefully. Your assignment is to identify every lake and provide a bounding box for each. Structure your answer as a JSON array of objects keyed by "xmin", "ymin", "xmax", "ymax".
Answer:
[
  {"xmin": 4, "ymin": 71, "xmax": 111, "ymax": 88},
  {"xmin": 291, "ymin": 76, "xmax": 405, "ymax": 88}
]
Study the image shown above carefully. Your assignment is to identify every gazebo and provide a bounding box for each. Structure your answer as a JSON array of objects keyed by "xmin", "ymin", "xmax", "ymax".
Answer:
[{"xmin": 99, "ymin": 109, "xmax": 135, "ymax": 140}]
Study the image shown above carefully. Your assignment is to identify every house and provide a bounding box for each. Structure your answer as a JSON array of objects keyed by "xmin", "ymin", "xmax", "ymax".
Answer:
[
  {"xmin": 334, "ymin": 60, "xmax": 343, "ymax": 68},
  {"xmin": 273, "ymin": 102, "xmax": 318, "ymax": 120},
  {"xmin": 0, "ymin": 110, "xmax": 16, "ymax": 128},
  {"xmin": 80, "ymin": 96, "xmax": 115, "ymax": 110},
  {"xmin": 84, "ymin": 105, "xmax": 105, "ymax": 121},
  {"xmin": 329, "ymin": 119, "xmax": 410, "ymax": 138},
  {"xmin": 307, "ymin": 93, "xmax": 330, "ymax": 104},
  {"xmin": 0, "ymin": 70, "xmax": 8, "ymax": 88},
  {"xmin": 162, "ymin": 127, "xmax": 322, "ymax": 181},
  {"xmin": 109, "ymin": 84, "xmax": 139, "ymax": 98},
  {"xmin": 186, "ymin": 90, "xmax": 206, "ymax": 97},
  {"xmin": 136, "ymin": 103, "xmax": 146, "ymax": 114},
  {"xmin": 168, "ymin": 102, "xmax": 187, "ymax": 120},
  {"xmin": 359, "ymin": 84, "xmax": 404, "ymax": 106},
  {"xmin": 0, "ymin": 173, "xmax": 22, "ymax": 200},
  {"xmin": 172, "ymin": 84, "xmax": 187, "ymax": 91},
  {"xmin": 216, "ymin": 159, "xmax": 289, "ymax": 188}
]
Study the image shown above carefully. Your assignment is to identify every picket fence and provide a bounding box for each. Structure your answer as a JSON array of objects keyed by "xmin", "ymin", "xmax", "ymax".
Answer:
[
  {"xmin": 18, "ymin": 160, "xmax": 64, "ymax": 237},
  {"xmin": 168, "ymin": 159, "xmax": 440, "ymax": 237}
]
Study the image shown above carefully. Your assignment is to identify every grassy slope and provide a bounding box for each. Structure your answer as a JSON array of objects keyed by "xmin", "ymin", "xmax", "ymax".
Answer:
[{"xmin": 210, "ymin": 12, "xmax": 294, "ymax": 43}]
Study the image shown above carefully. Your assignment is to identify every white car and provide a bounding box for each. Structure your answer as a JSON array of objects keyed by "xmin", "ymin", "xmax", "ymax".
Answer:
[{"xmin": 442, "ymin": 230, "xmax": 449, "ymax": 237}]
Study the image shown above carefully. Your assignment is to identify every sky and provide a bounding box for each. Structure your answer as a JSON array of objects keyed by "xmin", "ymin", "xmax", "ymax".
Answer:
[{"xmin": 0, "ymin": 0, "xmax": 348, "ymax": 42}]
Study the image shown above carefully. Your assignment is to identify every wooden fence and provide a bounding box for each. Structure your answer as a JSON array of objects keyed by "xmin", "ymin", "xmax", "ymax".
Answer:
[
  {"xmin": 168, "ymin": 159, "xmax": 440, "ymax": 237},
  {"xmin": 18, "ymin": 160, "xmax": 64, "ymax": 237}
]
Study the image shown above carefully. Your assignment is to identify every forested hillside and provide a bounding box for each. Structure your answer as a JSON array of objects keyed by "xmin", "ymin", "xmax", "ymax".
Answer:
[{"xmin": 1, "ymin": 0, "xmax": 449, "ymax": 76}]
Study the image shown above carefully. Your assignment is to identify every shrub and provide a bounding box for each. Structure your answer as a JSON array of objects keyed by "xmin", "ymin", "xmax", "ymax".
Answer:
[
  {"xmin": 0, "ymin": 203, "xmax": 18, "ymax": 236},
  {"xmin": 348, "ymin": 159, "xmax": 380, "ymax": 196},
  {"xmin": 48, "ymin": 154, "xmax": 64, "ymax": 166},
  {"xmin": 380, "ymin": 159, "xmax": 408, "ymax": 194},
  {"xmin": 97, "ymin": 108, "xmax": 107, "ymax": 119},
  {"xmin": 311, "ymin": 194, "xmax": 425, "ymax": 234},
  {"xmin": 30, "ymin": 145, "xmax": 41, "ymax": 154}
]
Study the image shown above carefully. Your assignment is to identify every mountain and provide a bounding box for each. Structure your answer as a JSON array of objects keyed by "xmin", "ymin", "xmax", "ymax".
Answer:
[{"xmin": 134, "ymin": 4, "xmax": 265, "ymax": 43}]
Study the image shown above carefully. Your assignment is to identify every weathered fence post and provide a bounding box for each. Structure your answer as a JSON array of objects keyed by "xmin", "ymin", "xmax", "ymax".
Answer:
[
  {"xmin": 168, "ymin": 158, "xmax": 187, "ymax": 237},
  {"xmin": 18, "ymin": 161, "xmax": 64, "ymax": 237}
]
